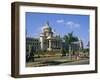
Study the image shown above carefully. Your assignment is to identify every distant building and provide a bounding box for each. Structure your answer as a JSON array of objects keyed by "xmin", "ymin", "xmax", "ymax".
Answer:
[
  {"xmin": 26, "ymin": 37, "xmax": 40, "ymax": 56},
  {"xmin": 71, "ymin": 39, "xmax": 83, "ymax": 51}
]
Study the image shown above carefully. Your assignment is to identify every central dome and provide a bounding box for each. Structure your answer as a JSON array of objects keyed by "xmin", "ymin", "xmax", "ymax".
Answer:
[{"xmin": 43, "ymin": 22, "xmax": 52, "ymax": 32}]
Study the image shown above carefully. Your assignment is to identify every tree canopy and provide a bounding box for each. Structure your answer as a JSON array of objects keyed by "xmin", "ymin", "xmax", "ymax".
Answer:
[{"xmin": 63, "ymin": 32, "xmax": 79, "ymax": 45}]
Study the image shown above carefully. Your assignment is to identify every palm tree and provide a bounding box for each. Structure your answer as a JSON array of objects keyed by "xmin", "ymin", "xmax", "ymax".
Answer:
[{"xmin": 63, "ymin": 32, "xmax": 78, "ymax": 58}]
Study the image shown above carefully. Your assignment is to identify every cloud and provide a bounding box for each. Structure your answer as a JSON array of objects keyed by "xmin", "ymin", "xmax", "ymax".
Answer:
[
  {"xmin": 56, "ymin": 19, "xmax": 64, "ymax": 23},
  {"xmin": 56, "ymin": 19, "xmax": 80, "ymax": 29},
  {"xmin": 66, "ymin": 21, "xmax": 80, "ymax": 28}
]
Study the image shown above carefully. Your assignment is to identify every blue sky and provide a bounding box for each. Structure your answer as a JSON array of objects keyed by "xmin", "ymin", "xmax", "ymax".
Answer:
[{"xmin": 26, "ymin": 12, "xmax": 89, "ymax": 48}]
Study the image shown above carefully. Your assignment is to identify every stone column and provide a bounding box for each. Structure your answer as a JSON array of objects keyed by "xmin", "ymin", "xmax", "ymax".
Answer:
[
  {"xmin": 48, "ymin": 39, "xmax": 52, "ymax": 51},
  {"xmin": 40, "ymin": 36, "xmax": 44, "ymax": 50}
]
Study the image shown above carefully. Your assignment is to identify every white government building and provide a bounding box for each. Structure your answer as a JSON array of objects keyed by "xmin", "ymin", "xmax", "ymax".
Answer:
[
  {"xmin": 26, "ymin": 22, "xmax": 83, "ymax": 54},
  {"xmin": 39, "ymin": 22, "xmax": 62, "ymax": 51}
]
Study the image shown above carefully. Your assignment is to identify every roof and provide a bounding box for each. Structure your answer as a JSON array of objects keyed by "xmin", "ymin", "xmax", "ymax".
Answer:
[{"xmin": 43, "ymin": 22, "xmax": 51, "ymax": 29}]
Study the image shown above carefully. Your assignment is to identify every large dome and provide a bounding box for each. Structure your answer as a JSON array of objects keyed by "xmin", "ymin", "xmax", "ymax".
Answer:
[{"xmin": 43, "ymin": 22, "xmax": 52, "ymax": 32}]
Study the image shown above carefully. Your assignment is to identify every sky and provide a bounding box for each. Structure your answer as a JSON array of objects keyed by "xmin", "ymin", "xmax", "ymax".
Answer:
[{"xmin": 26, "ymin": 12, "xmax": 89, "ymax": 48}]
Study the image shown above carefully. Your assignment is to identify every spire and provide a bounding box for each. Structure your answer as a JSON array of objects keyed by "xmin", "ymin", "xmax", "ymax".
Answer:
[
  {"xmin": 45, "ymin": 21, "xmax": 49, "ymax": 27},
  {"xmin": 43, "ymin": 21, "xmax": 51, "ymax": 29}
]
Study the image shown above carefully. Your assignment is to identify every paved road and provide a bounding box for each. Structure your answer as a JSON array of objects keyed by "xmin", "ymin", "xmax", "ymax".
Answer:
[
  {"xmin": 59, "ymin": 59, "xmax": 89, "ymax": 65},
  {"xmin": 27, "ymin": 56, "xmax": 89, "ymax": 66}
]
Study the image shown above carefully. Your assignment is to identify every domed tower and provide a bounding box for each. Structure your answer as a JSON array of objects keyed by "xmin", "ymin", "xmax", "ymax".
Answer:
[{"xmin": 42, "ymin": 22, "xmax": 53, "ymax": 38}]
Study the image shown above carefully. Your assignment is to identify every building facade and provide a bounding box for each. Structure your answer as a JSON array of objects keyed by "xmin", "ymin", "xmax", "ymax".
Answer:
[
  {"xmin": 26, "ymin": 37, "xmax": 40, "ymax": 56},
  {"xmin": 71, "ymin": 39, "xmax": 84, "ymax": 51}
]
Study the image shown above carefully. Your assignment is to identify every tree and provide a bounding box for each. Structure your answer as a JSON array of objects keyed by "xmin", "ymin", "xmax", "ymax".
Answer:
[
  {"xmin": 63, "ymin": 32, "xmax": 78, "ymax": 58},
  {"xmin": 60, "ymin": 48, "xmax": 66, "ymax": 57}
]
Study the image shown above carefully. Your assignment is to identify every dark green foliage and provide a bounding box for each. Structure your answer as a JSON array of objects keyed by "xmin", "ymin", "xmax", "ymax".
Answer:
[
  {"xmin": 60, "ymin": 48, "xmax": 66, "ymax": 56},
  {"xmin": 63, "ymin": 32, "xmax": 78, "ymax": 45},
  {"xmin": 63, "ymin": 32, "xmax": 79, "ymax": 54}
]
